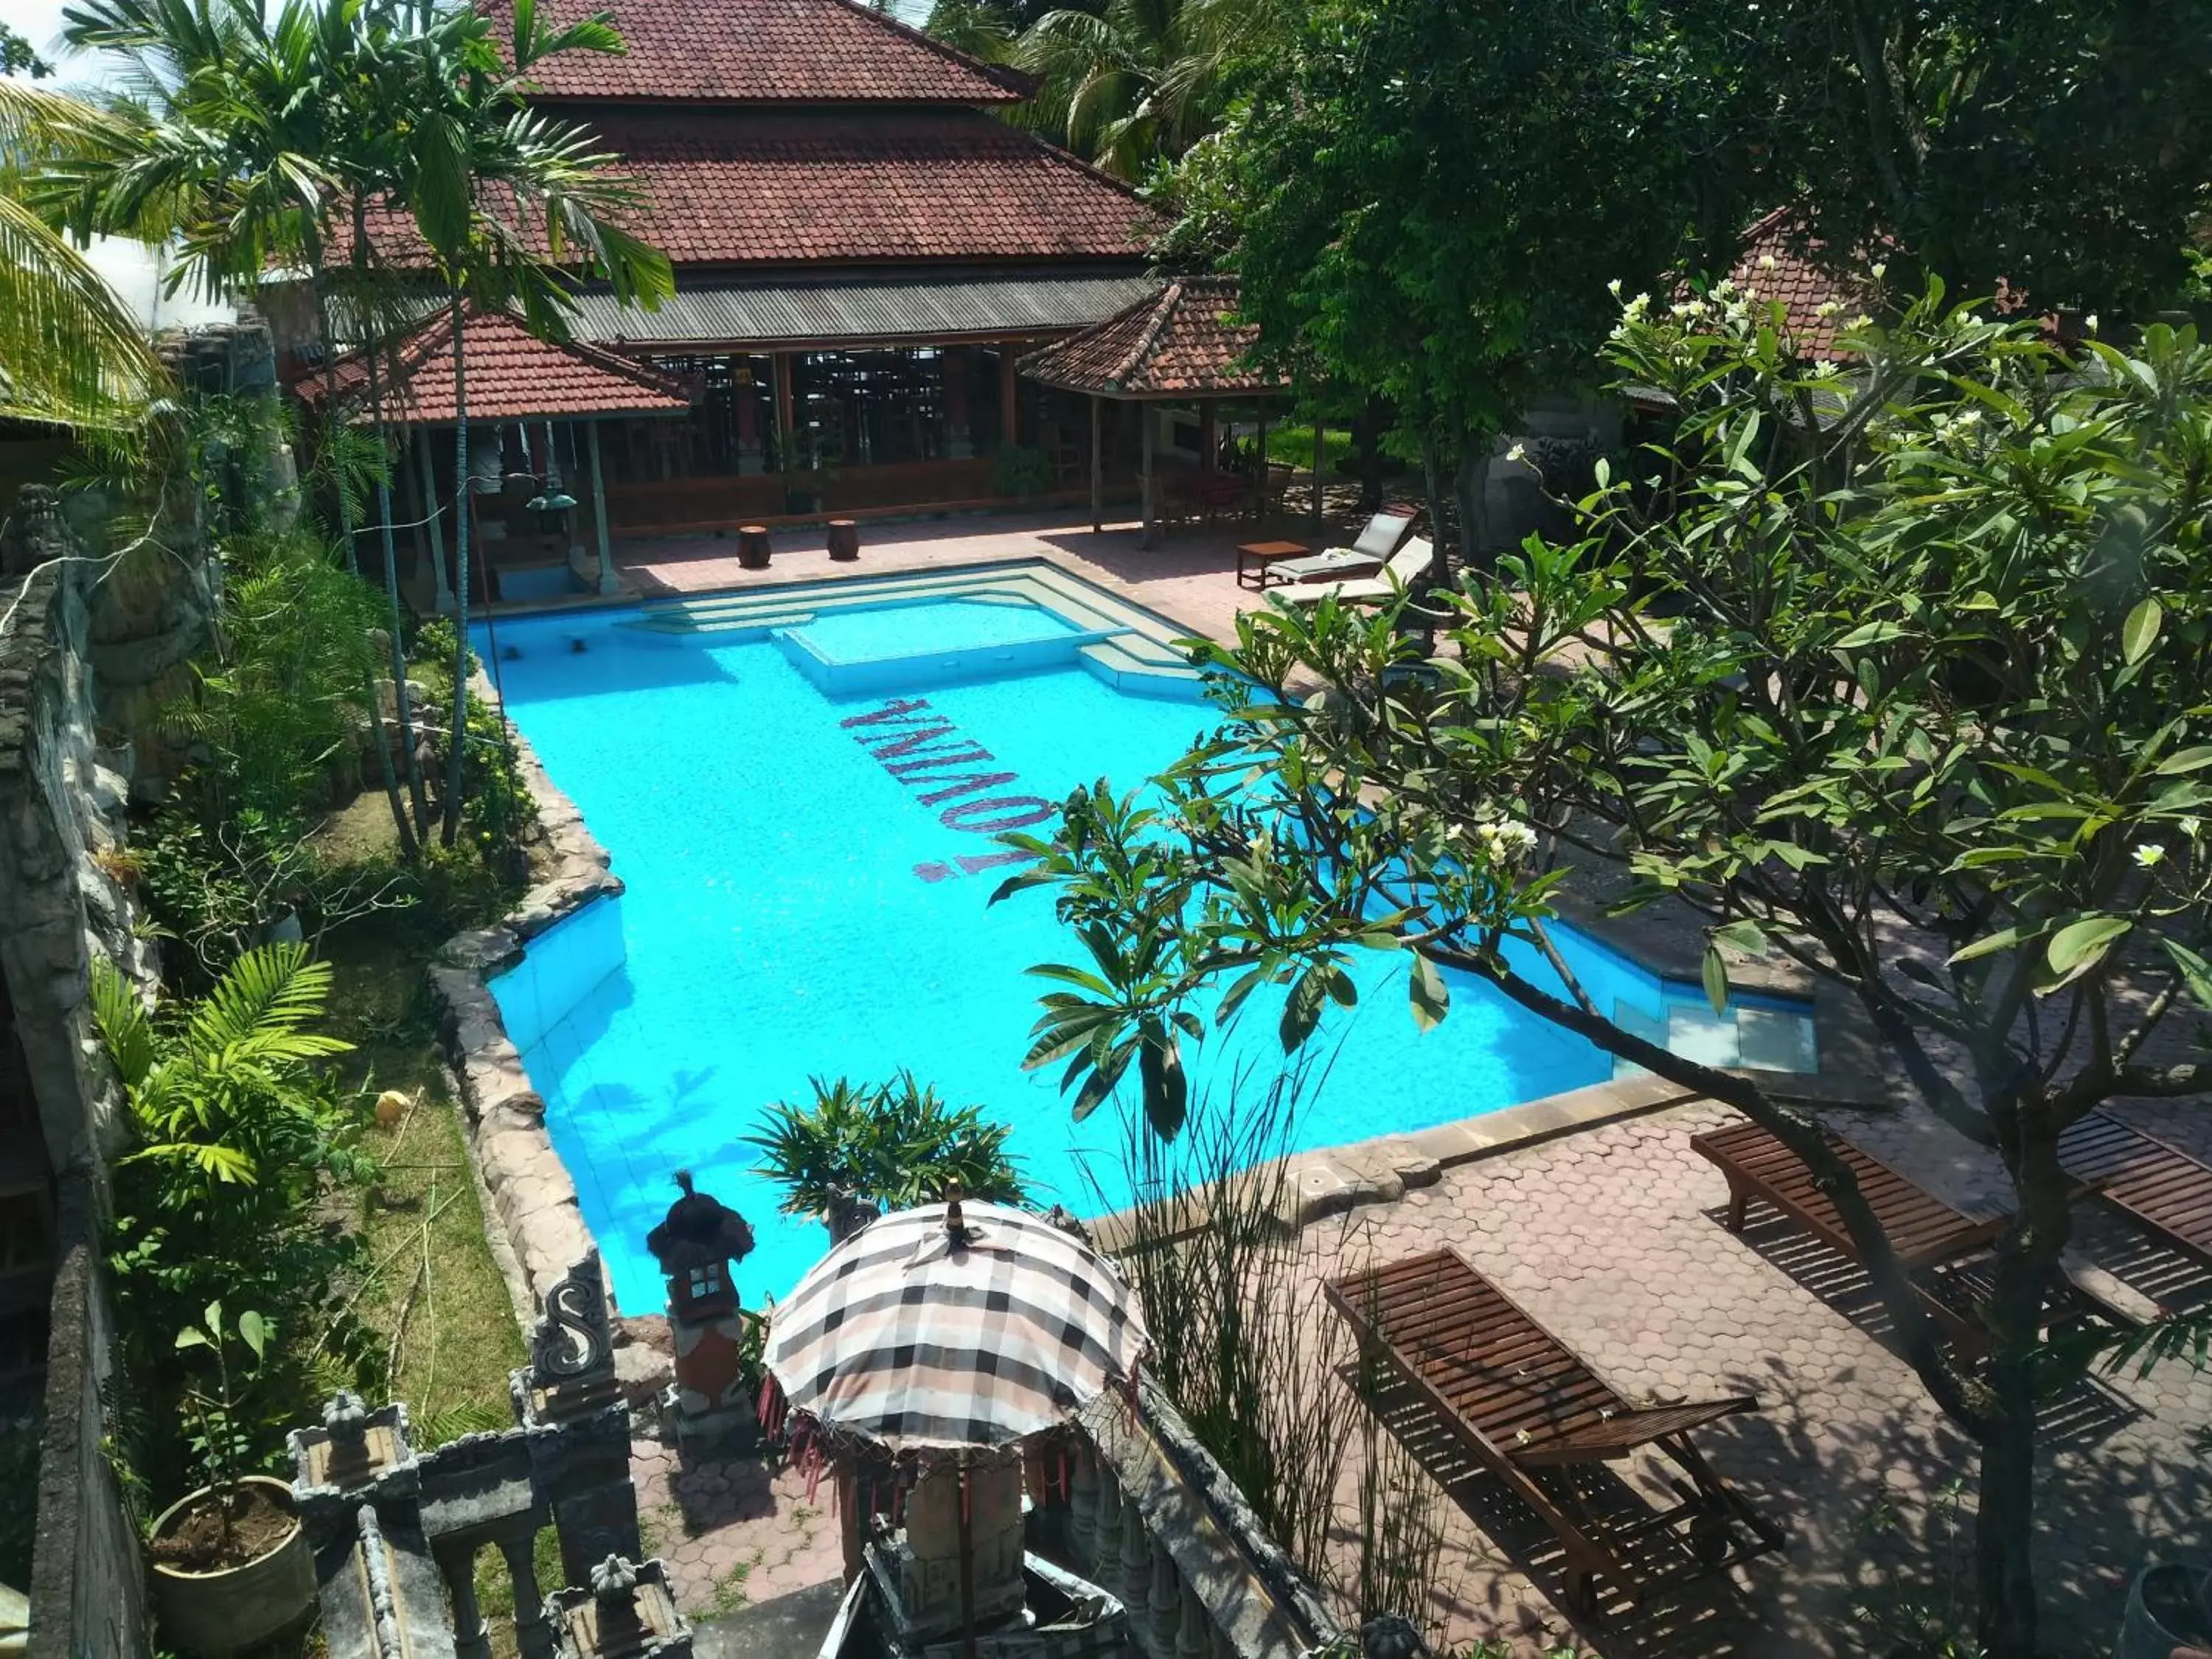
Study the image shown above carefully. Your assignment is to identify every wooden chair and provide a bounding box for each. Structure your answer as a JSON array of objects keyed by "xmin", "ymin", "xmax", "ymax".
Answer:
[{"xmin": 1327, "ymin": 1251, "xmax": 1781, "ymax": 1618}]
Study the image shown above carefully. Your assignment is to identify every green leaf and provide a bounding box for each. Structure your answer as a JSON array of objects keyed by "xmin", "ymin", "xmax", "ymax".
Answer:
[
  {"xmin": 1702, "ymin": 945, "xmax": 1729, "ymax": 1016},
  {"xmin": 1713, "ymin": 919, "xmax": 1767, "ymax": 954},
  {"xmin": 174, "ymin": 1328, "xmax": 209, "ymax": 1351},
  {"xmin": 2045, "ymin": 915, "xmax": 2132, "ymax": 978},
  {"xmin": 1280, "ymin": 969, "xmax": 1326, "ymax": 1054},
  {"xmin": 237, "ymin": 1310, "xmax": 269, "ymax": 1360},
  {"xmin": 1408, "ymin": 953, "xmax": 1449, "ymax": 1032},
  {"xmin": 1834, "ymin": 619, "xmax": 1910, "ymax": 650},
  {"xmin": 1949, "ymin": 925, "xmax": 2033, "ymax": 964},
  {"xmin": 2160, "ymin": 938, "xmax": 2212, "ymax": 1012},
  {"xmin": 2122, "ymin": 597, "xmax": 2163, "ymax": 665},
  {"xmin": 2153, "ymin": 746, "xmax": 2212, "ymax": 776}
]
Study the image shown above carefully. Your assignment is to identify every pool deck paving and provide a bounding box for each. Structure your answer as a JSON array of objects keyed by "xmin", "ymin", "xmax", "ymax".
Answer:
[
  {"xmin": 622, "ymin": 1093, "xmax": 2211, "ymax": 1657},
  {"xmin": 558, "ymin": 509, "xmax": 2212, "ymax": 1652},
  {"xmin": 607, "ymin": 504, "xmax": 1315, "ymax": 646}
]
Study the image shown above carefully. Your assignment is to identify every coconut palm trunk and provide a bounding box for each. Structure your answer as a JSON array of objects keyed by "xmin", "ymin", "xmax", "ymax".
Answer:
[
  {"xmin": 349, "ymin": 199, "xmax": 431, "ymax": 839},
  {"xmin": 439, "ymin": 289, "xmax": 471, "ymax": 846},
  {"xmin": 311, "ymin": 258, "xmax": 418, "ymax": 860}
]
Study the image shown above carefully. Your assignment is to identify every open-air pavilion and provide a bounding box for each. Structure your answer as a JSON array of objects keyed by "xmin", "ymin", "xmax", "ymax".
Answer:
[
  {"xmin": 295, "ymin": 306, "xmax": 700, "ymax": 607},
  {"xmin": 1018, "ymin": 275, "xmax": 1305, "ymax": 548}
]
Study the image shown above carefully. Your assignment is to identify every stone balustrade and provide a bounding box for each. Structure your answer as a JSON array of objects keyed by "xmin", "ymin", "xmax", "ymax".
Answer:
[{"xmin": 1054, "ymin": 1381, "xmax": 1344, "ymax": 1659}]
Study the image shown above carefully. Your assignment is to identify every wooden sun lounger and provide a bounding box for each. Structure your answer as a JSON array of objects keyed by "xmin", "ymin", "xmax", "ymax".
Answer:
[
  {"xmin": 1690, "ymin": 1116, "xmax": 2007, "ymax": 1271},
  {"xmin": 2062, "ymin": 1110, "xmax": 2212, "ymax": 1295},
  {"xmin": 1690, "ymin": 1116, "xmax": 2118, "ymax": 1354},
  {"xmin": 1326, "ymin": 1250, "xmax": 1781, "ymax": 1616}
]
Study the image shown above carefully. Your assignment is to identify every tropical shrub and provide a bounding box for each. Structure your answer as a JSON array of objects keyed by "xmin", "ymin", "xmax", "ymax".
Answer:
[
  {"xmin": 165, "ymin": 528, "xmax": 383, "ymax": 825},
  {"xmin": 992, "ymin": 442, "xmax": 1054, "ymax": 498},
  {"xmin": 745, "ymin": 1074, "xmax": 1025, "ymax": 1218},
  {"xmin": 91, "ymin": 945, "xmax": 375, "ymax": 1497}
]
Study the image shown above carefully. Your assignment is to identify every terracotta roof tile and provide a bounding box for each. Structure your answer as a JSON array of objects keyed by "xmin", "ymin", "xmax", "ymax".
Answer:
[
  {"xmin": 1727, "ymin": 209, "xmax": 1877, "ymax": 355},
  {"xmin": 1019, "ymin": 275, "xmax": 1281, "ymax": 396},
  {"xmin": 487, "ymin": 0, "xmax": 1025, "ymax": 104},
  {"xmin": 354, "ymin": 113, "xmax": 1156, "ymax": 271},
  {"xmin": 293, "ymin": 307, "xmax": 696, "ymax": 424}
]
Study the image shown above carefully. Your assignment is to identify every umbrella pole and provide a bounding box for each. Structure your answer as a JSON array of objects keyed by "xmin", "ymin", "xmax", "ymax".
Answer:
[{"xmin": 957, "ymin": 1452, "xmax": 978, "ymax": 1659}]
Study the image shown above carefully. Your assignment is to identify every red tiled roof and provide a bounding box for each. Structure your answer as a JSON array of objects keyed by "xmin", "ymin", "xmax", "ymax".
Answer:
[
  {"xmin": 293, "ymin": 307, "xmax": 696, "ymax": 424},
  {"xmin": 484, "ymin": 0, "xmax": 1025, "ymax": 104},
  {"xmin": 1018, "ymin": 275, "xmax": 1281, "ymax": 396},
  {"xmin": 352, "ymin": 113, "xmax": 1156, "ymax": 271},
  {"xmin": 1727, "ymin": 208, "xmax": 1877, "ymax": 355}
]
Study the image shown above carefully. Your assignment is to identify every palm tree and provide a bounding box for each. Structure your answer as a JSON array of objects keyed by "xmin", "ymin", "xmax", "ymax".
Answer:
[
  {"xmin": 386, "ymin": 0, "xmax": 671, "ymax": 846},
  {"xmin": 1012, "ymin": 0, "xmax": 1295, "ymax": 178},
  {"xmin": 53, "ymin": 0, "xmax": 435, "ymax": 856},
  {"xmin": 0, "ymin": 80, "xmax": 162, "ymax": 437}
]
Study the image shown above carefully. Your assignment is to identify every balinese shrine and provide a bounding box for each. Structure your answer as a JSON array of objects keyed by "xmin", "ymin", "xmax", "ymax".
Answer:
[{"xmin": 271, "ymin": 0, "xmax": 1164, "ymax": 602}]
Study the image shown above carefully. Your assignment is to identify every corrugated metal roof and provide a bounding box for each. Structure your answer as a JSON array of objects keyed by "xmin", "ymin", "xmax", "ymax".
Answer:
[{"xmin": 571, "ymin": 273, "xmax": 1162, "ymax": 348}]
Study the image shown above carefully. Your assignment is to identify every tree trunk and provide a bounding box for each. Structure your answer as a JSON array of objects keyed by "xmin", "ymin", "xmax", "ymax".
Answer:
[
  {"xmin": 440, "ymin": 293, "xmax": 470, "ymax": 848},
  {"xmin": 1355, "ymin": 401, "xmax": 1387, "ymax": 512},
  {"xmin": 1454, "ymin": 443, "xmax": 1493, "ymax": 585},
  {"xmin": 312, "ymin": 258, "xmax": 414, "ymax": 859},
  {"xmin": 350, "ymin": 330, "xmax": 431, "ymax": 841},
  {"xmin": 1419, "ymin": 431, "xmax": 1452, "ymax": 571},
  {"xmin": 1974, "ymin": 1388, "xmax": 2040, "ymax": 1657}
]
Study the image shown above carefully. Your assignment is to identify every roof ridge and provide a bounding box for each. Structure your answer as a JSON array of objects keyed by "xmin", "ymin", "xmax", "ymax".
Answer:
[
  {"xmin": 814, "ymin": 0, "xmax": 1035, "ymax": 102},
  {"xmin": 1108, "ymin": 278, "xmax": 1183, "ymax": 389}
]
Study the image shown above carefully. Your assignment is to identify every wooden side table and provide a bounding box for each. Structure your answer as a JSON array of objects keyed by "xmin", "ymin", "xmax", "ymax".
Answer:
[
  {"xmin": 1237, "ymin": 540, "xmax": 1312, "ymax": 590},
  {"xmin": 827, "ymin": 520, "xmax": 860, "ymax": 562},
  {"xmin": 737, "ymin": 524, "xmax": 771, "ymax": 569}
]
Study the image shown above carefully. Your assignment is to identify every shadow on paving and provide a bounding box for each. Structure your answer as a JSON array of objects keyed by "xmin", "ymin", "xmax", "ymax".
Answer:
[
  {"xmin": 1717, "ymin": 1208, "xmax": 2147, "ymax": 1453},
  {"xmin": 1350, "ymin": 1374, "xmax": 1751, "ymax": 1659},
  {"xmin": 1705, "ymin": 1207, "xmax": 2212, "ymax": 1653},
  {"xmin": 693, "ymin": 1576, "xmax": 846, "ymax": 1659}
]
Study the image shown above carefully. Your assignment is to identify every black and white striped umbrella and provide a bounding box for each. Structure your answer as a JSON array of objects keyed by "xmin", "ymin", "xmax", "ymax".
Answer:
[{"xmin": 763, "ymin": 1201, "xmax": 1148, "ymax": 1454}]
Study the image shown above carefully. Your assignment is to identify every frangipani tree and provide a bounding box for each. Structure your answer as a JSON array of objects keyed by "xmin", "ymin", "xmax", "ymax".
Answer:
[{"xmin": 1001, "ymin": 283, "xmax": 2212, "ymax": 1655}]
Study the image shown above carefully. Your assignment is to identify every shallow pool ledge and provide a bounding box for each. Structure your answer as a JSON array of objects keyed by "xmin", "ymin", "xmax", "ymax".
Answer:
[{"xmin": 426, "ymin": 668, "xmax": 627, "ymax": 1323}]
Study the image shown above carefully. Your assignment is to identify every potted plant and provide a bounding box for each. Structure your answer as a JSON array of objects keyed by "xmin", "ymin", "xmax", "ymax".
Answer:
[{"xmin": 146, "ymin": 1302, "xmax": 316, "ymax": 1655}]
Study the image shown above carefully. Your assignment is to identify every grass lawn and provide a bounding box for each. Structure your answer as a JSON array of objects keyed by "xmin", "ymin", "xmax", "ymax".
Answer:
[
  {"xmin": 1263, "ymin": 422, "xmax": 1357, "ymax": 477},
  {"xmin": 313, "ymin": 793, "xmax": 554, "ymax": 1655}
]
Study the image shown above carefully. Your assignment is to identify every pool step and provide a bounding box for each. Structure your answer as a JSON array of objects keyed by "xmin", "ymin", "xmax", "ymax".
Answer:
[{"xmin": 630, "ymin": 560, "xmax": 1208, "ymax": 693}]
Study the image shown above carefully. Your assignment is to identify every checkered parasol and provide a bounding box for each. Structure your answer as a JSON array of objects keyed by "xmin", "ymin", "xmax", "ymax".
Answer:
[{"xmin": 763, "ymin": 1201, "xmax": 1148, "ymax": 1454}]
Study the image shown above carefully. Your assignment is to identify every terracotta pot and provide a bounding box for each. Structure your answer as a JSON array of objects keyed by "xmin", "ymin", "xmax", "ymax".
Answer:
[{"xmin": 149, "ymin": 1476, "xmax": 315, "ymax": 1656}]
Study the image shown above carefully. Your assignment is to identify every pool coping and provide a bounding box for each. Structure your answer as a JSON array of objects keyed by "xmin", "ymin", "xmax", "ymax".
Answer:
[
  {"xmin": 442, "ymin": 563, "xmax": 1891, "ymax": 1319},
  {"xmin": 428, "ymin": 669, "xmax": 630, "ymax": 1318}
]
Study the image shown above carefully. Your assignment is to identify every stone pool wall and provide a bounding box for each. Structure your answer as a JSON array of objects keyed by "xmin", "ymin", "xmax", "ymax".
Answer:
[{"xmin": 429, "ymin": 675, "xmax": 625, "ymax": 1318}]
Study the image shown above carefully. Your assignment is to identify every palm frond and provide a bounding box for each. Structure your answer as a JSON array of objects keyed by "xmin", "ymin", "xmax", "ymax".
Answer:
[
  {"xmin": 88, "ymin": 955, "xmax": 161, "ymax": 1087},
  {"xmin": 184, "ymin": 942, "xmax": 341, "ymax": 1053}
]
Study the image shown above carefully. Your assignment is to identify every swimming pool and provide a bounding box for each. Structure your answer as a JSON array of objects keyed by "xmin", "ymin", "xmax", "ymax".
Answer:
[{"xmin": 480, "ymin": 577, "xmax": 1811, "ymax": 1312}]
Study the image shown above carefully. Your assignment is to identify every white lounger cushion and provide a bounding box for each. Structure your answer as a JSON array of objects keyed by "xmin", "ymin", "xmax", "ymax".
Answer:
[{"xmin": 1280, "ymin": 537, "xmax": 1434, "ymax": 605}]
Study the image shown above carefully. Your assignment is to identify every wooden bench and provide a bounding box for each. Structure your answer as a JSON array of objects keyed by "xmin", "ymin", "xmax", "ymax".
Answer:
[{"xmin": 1328, "ymin": 1250, "xmax": 1781, "ymax": 1616}]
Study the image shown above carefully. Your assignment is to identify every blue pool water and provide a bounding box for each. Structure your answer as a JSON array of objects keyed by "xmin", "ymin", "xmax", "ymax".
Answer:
[
  {"xmin": 478, "ymin": 592, "xmax": 1759, "ymax": 1313},
  {"xmin": 788, "ymin": 597, "xmax": 1085, "ymax": 659}
]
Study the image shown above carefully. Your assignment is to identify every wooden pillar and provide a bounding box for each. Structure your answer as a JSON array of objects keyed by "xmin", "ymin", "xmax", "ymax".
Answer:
[
  {"xmin": 587, "ymin": 420, "xmax": 618, "ymax": 595},
  {"xmin": 417, "ymin": 427, "xmax": 455, "ymax": 614},
  {"xmin": 998, "ymin": 347, "xmax": 1019, "ymax": 450},
  {"xmin": 1139, "ymin": 405, "xmax": 1155, "ymax": 549},
  {"xmin": 1199, "ymin": 399, "xmax": 1217, "ymax": 470},
  {"xmin": 1310, "ymin": 420, "xmax": 1325, "ymax": 522},
  {"xmin": 1089, "ymin": 394, "xmax": 1103, "ymax": 533},
  {"xmin": 773, "ymin": 351, "xmax": 796, "ymax": 468},
  {"xmin": 1255, "ymin": 401, "xmax": 1270, "ymax": 521}
]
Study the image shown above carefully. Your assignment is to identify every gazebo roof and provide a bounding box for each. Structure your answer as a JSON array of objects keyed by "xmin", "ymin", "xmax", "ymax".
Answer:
[
  {"xmin": 293, "ymin": 307, "xmax": 698, "ymax": 426},
  {"xmin": 1019, "ymin": 274, "xmax": 1284, "ymax": 399}
]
